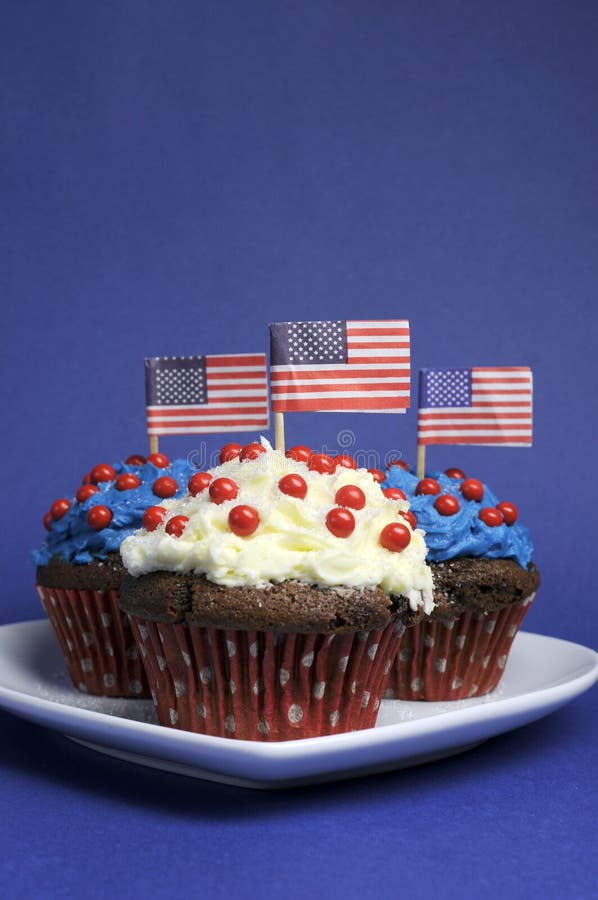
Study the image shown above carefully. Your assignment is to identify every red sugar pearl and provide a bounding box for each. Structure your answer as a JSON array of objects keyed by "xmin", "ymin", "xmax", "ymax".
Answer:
[
  {"xmin": 76, "ymin": 484, "xmax": 100, "ymax": 503},
  {"xmin": 87, "ymin": 505, "xmax": 112, "ymax": 531},
  {"xmin": 497, "ymin": 501, "xmax": 518, "ymax": 526},
  {"xmin": 335, "ymin": 485, "xmax": 366, "ymax": 510},
  {"xmin": 152, "ymin": 476, "xmax": 178, "ymax": 499},
  {"xmin": 142, "ymin": 506, "xmax": 167, "ymax": 531},
  {"xmin": 50, "ymin": 498, "xmax": 71, "ymax": 520},
  {"xmin": 445, "ymin": 467, "xmax": 466, "ymax": 479},
  {"xmin": 415, "ymin": 478, "xmax": 441, "ymax": 496},
  {"xmin": 116, "ymin": 473, "xmax": 141, "ymax": 491},
  {"xmin": 461, "ymin": 478, "xmax": 484, "ymax": 502},
  {"xmin": 90, "ymin": 463, "xmax": 116, "ymax": 484},
  {"xmin": 434, "ymin": 494, "xmax": 460, "ymax": 516},
  {"xmin": 240, "ymin": 442, "xmax": 266, "ymax": 462},
  {"xmin": 228, "ymin": 505, "xmax": 260, "ymax": 537},
  {"xmin": 368, "ymin": 468, "xmax": 385, "ymax": 484},
  {"xmin": 400, "ymin": 510, "xmax": 417, "ymax": 530},
  {"xmin": 188, "ymin": 472, "xmax": 213, "ymax": 496},
  {"xmin": 479, "ymin": 507, "xmax": 503, "ymax": 527},
  {"xmin": 81, "ymin": 472, "xmax": 92, "ymax": 485},
  {"xmin": 388, "ymin": 459, "xmax": 410, "ymax": 470},
  {"xmin": 125, "ymin": 454, "xmax": 147, "ymax": 466},
  {"xmin": 147, "ymin": 452, "xmax": 170, "ymax": 469},
  {"xmin": 43, "ymin": 511, "xmax": 52, "ymax": 531},
  {"xmin": 309, "ymin": 453, "xmax": 336, "ymax": 475},
  {"xmin": 334, "ymin": 454, "xmax": 357, "ymax": 470},
  {"xmin": 380, "ymin": 522, "xmax": 411, "ymax": 552},
  {"xmin": 219, "ymin": 443, "xmax": 243, "ymax": 464},
  {"xmin": 285, "ymin": 445, "xmax": 312, "ymax": 464},
  {"xmin": 165, "ymin": 515, "xmax": 189, "ymax": 537},
  {"xmin": 325, "ymin": 507, "xmax": 355, "ymax": 538},
  {"xmin": 278, "ymin": 473, "xmax": 308, "ymax": 499},
  {"xmin": 209, "ymin": 477, "xmax": 239, "ymax": 504},
  {"xmin": 382, "ymin": 487, "xmax": 407, "ymax": 501}
]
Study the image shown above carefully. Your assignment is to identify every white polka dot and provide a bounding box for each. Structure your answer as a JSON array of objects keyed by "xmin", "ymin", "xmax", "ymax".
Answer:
[
  {"xmin": 129, "ymin": 680, "xmax": 143, "ymax": 695},
  {"xmin": 169, "ymin": 708, "xmax": 179, "ymax": 725},
  {"xmin": 225, "ymin": 714, "xmax": 236, "ymax": 733},
  {"xmin": 455, "ymin": 635, "xmax": 466, "ymax": 649},
  {"xmin": 174, "ymin": 680, "xmax": 186, "ymax": 697},
  {"xmin": 138, "ymin": 624, "xmax": 149, "ymax": 640},
  {"xmin": 484, "ymin": 620, "xmax": 496, "ymax": 634},
  {"xmin": 410, "ymin": 677, "xmax": 423, "ymax": 692},
  {"xmin": 229, "ymin": 680, "xmax": 237, "ymax": 694},
  {"xmin": 226, "ymin": 640, "xmax": 236, "ymax": 658},
  {"xmin": 66, "ymin": 639, "xmax": 74, "ymax": 652},
  {"xmin": 451, "ymin": 677, "xmax": 464, "ymax": 690},
  {"xmin": 151, "ymin": 690, "xmax": 157, "ymax": 705},
  {"xmin": 197, "ymin": 702, "xmax": 207, "ymax": 718},
  {"xmin": 302, "ymin": 652, "xmax": 314, "ymax": 668},
  {"xmin": 279, "ymin": 668, "xmax": 290, "ymax": 686},
  {"xmin": 367, "ymin": 643, "xmax": 379, "ymax": 660},
  {"xmin": 104, "ymin": 642, "xmax": 114, "ymax": 657},
  {"xmin": 384, "ymin": 659, "xmax": 393, "ymax": 674},
  {"xmin": 139, "ymin": 643, "xmax": 147, "ymax": 658},
  {"xmin": 435, "ymin": 658, "xmax": 447, "ymax": 673},
  {"xmin": 50, "ymin": 596, "xmax": 57, "ymax": 607},
  {"xmin": 313, "ymin": 681, "xmax": 326, "ymax": 699},
  {"xmin": 482, "ymin": 655, "xmax": 491, "ymax": 669},
  {"xmin": 182, "ymin": 651, "xmax": 191, "ymax": 666},
  {"xmin": 470, "ymin": 652, "xmax": 478, "ymax": 663},
  {"xmin": 443, "ymin": 619, "xmax": 455, "ymax": 630},
  {"xmin": 100, "ymin": 613, "xmax": 112, "ymax": 627},
  {"xmin": 508, "ymin": 625, "xmax": 517, "ymax": 638},
  {"xmin": 469, "ymin": 685, "xmax": 479, "ymax": 696},
  {"xmin": 157, "ymin": 655, "xmax": 167, "ymax": 671},
  {"xmin": 350, "ymin": 680, "xmax": 357, "ymax": 694},
  {"xmin": 330, "ymin": 710, "xmax": 340, "ymax": 727},
  {"xmin": 77, "ymin": 682, "xmax": 88, "ymax": 692},
  {"xmin": 126, "ymin": 645, "xmax": 138, "ymax": 660},
  {"xmin": 326, "ymin": 634, "xmax": 336, "ymax": 645},
  {"xmin": 199, "ymin": 667, "xmax": 212, "ymax": 684},
  {"xmin": 338, "ymin": 656, "xmax": 349, "ymax": 672},
  {"xmin": 497, "ymin": 654, "xmax": 507, "ymax": 669},
  {"xmin": 358, "ymin": 631, "xmax": 368, "ymax": 642},
  {"xmin": 65, "ymin": 616, "xmax": 73, "ymax": 628},
  {"xmin": 257, "ymin": 719, "xmax": 270, "ymax": 735},
  {"xmin": 252, "ymin": 678, "xmax": 264, "ymax": 695},
  {"xmin": 249, "ymin": 641, "xmax": 259, "ymax": 657},
  {"xmin": 373, "ymin": 698, "xmax": 380, "ymax": 711},
  {"xmin": 82, "ymin": 631, "xmax": 94, "ymax": 647},
  {"xmin": 81, "ymin": 658, "xmax": 92, "ymax": 672},
  {"xmin": 288, "ymin": 704, "xmax": 303, "ymax": 724},
  {"xmin": 361, "ymin": 691, "xmax": 371, "ymax": 708},
  {"xmin": 399, "ymin": 648, "xmax": 411, "ymax": 662},
  {"xmin": 522, "ymin": 592, "xmax": 535, "ymax": 607},
  {"xmin": 103, "ymin": 673, "xmax": 115, "ymax": 687},
  {"xmin": 424, "ymin": 634, "xmax": 435, "ymax": 648},
  {"xmin": 394, "ymin": 621, "xmax": 406, "ymax": 636}
]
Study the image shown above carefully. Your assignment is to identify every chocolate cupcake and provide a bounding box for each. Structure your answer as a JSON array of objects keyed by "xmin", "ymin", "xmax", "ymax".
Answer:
[
  {"xmin": 381, "ymin": 464, "xmax": 540, "ymax": 700},
  {"xmin": 33, "ymin": 453, "xmax": 194, "ymax": 696},
  {"xmin": 119, "ymin": 441, "xmax": 434, "ymax": 740}
]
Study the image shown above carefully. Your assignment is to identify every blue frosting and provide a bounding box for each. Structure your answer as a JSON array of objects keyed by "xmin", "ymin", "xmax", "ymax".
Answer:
[
  {"xmin": 381, "ymin": 466, "xmax": 534, "ymax": 568},
  {"xmin": 32, "ymin": 458, "xmax": 195, "ymax": 565}
]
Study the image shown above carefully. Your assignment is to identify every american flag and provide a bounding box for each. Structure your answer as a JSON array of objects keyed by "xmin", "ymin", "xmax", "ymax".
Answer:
[
  {"xmin": 145, "ymin": 354, "xmax": 269, "ymax": 435},
  {"xmin": 417, "ymin": 367, "xmax": 533, "ymax": 446},
  {"xmin": 269, "ymin": 320, "xmax": 410, "ymax": 413}
]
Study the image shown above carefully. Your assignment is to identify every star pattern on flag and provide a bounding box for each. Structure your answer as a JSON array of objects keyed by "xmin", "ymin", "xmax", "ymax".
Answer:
[
  {"xmin": 424, "ymin": 369, "xmax": 471, "ymax": 407},
  {"xmin": 286, "ymin": 321, "xmax": 346, "ymax": 364},
  {"xmin": 150, "ymin": 358, "xmax": 207, "ymax": 405}
]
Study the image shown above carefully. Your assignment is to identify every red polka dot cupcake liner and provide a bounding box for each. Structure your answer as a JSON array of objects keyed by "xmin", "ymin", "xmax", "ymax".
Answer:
[
  {"xmin": 36, "ymin": 585, "xmax": 150, "ymax": 697},
  {"xmin": 383, "ymin": 592, "xmax": 536, "ymax": 701},
  {"xmin": 128, "ymin": 617, "xmax": 406, "ymax": 741}
]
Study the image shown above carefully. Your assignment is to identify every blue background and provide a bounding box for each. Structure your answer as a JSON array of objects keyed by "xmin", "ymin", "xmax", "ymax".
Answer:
[{"xmin": 1, "ymin": 2, "xmax": 596, "ymax": 898}]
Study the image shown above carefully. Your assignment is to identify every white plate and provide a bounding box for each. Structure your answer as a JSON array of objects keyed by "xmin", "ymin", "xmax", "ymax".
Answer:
[{"xmin": 0, "ymin": 620, "xmax": 595, "ymax": 789}]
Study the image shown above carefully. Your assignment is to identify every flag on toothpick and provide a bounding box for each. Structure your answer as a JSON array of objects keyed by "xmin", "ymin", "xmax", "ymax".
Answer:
[
  {"xmin": 417, "ymin": 366, "xmax": 533, "ymax": 446},
  {"xmin": 145, "ymin": 354, "xmax": 269, "ymax": 435},
  {"xmin": 269, "ymin": 320, "xmax": 410, "ymax": 413}
]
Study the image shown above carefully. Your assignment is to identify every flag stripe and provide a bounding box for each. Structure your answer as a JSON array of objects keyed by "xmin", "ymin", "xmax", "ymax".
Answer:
[{"xmin": 278, "ymin": 397, "xmax": 408, "ymax": 412}]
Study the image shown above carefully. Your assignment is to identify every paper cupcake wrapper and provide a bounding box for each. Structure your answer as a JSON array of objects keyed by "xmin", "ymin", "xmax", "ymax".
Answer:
[
  {"xmin": 383, "ymin": 593, "xmax": 536, "ymax": 701},
  {"xmin": 36, "ymin": 585, "xmax": 150, "ymax": 697},
  {"xmin": 128, "ymin": 617, "xmax": 405, "ymax": 741}
]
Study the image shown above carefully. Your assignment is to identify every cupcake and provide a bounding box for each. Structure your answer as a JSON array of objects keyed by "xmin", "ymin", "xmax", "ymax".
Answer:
[
  {"xmin": 118, "ymin": 440, "xmax": 434, "ymax": 740},
  {"xmin": 381, "ymin": 463, "xmax": 540, "ymax": 700},
  {"xmin": 33, "ymin": 452, "xmax": 194, "ymax": 696}
]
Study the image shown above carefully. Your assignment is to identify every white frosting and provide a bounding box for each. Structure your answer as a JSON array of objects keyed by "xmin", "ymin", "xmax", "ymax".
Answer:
[{"xmin": 120, "ymin": 444, "xmax": 434, "ymax": 614}]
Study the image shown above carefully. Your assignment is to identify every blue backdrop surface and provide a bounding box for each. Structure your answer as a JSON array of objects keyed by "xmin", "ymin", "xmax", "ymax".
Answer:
[{"xmin": 1, "ymin": 2, "xmax": 597, "ymax": 898}]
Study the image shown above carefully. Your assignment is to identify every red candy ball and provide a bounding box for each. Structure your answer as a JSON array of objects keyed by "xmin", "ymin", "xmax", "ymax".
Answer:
[
  {"xmin": 165, "ymin": 515, "xmax": 189, "ymax": 537},
  {"xmin": 335, "ymin": 485, "xmax": 366, "ymax": 510},
  {"xmin": 445, "ymin": 467, "xmax": 466, "ymax": 479},
  {"xmin": 497, "ymin": 501, "xmax": 518, "ymax": 526},
  {"xmin": 209, "ymin": 477, "xmax": 239, "ymax": 504},
  {"xmin": 87, "ymin": 505, "xmax": 112, "ymax": 530},
  {"xmin": 125, "ymin": 454, "xmax": 147, "ymax": 466},
  {"xmin": 43, "ymin": 511, "xmax": 52, "ymax": 531},
  {"xmin": 415, "ymin": 478, "xmax": 441, "ymax": 496},
  {"xmin": 309, "ymin": 453, "xmax": 336, "ymax": 475},
  {"xmin": 278, "ymin": 473, "xmax": 308, "ymax": 499},
  {"xmin": 285, "ymin": 445, "xmax": 312, "ymax": 464},
  {"xmin": 400, "ymin": 510, "xmax": 417, "ymax": 530},
  {"xmin": 388, "ymin": 459, "xmax": 410, "ymax": 470},
  {"xmin": 368, "ymin": 468, "xmax": 385, "ymax": 484},
  {"xmin": 240, "ymin": 442, "xmax": 266, "ymax": 462},
  {"xmin": 325, "ymin": 507, "xmax": 355, "ymax": 538},
  {"xmin": 152, "ymin": 476, "xmax": 178, "ymax": 498},
  {"xmin": 219, "ymin": 443, "xmax": 243, "ymax": 463},
  {"xmin": 379, "ymin": 522, "xmax": 412, "ymax": 552},
  {"xmin": 142, "ymin": 506, "xmax": 167, "ymax": 531},
  {"xmin": 50, "ymin": 498, "xmax": 71, "ymax": 520},
  {"xmin": 334, "ymin": 454, "xmax": 357, "ymax": 470},
  {"xmin": 479, "ymin": 507, "xmax": 503, "ymax": 527},
  {"xmin": 434, "ymin": 494, "xmax": 460, "ymax": 516},
  {"xmin": 188, "ymin": 472, "xmax": 213, "ymax": 496},
  {"xmin": 228, "ymin": 505, "xmax": 260, "ymax": 537},
  {"xmin": 147, "ymin": 452, "xmax": 170, "ymax": 469},
  {"xmin": 76, "ymin": 484, "xmax": 100, "ymax": 503},
  {"xmin": 382, "ymin": 487, "xmax": 407, "ymax": 501},
  {"xmin": 90, "ymin": 463, "xmax": 116, "ymax": 484},
  {"xmin": 116, "ymin": 473, "xmax": 141, "ymax": 491},
  {"xmin": 461, "ymin": 478, "xmax": 484, "ymax": 502},
  {"xmin": 81, "ymin": 472, "xmax": 92, "ymax": 485}
]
